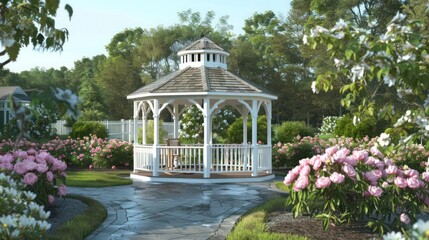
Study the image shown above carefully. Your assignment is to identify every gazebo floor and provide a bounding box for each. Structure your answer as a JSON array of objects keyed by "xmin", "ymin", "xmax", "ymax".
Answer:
[{"xmin": 130, "ymin": 171, "xmax": 275, "ymax": 183}]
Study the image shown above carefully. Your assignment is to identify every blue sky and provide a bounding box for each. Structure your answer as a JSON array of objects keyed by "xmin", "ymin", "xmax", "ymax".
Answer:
[{"xmin": 6, "ymin": 0, "xmax": 290, "ymax": 73}]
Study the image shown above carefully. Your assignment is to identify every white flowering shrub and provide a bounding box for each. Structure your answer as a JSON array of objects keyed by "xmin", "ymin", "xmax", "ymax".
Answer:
[
  {"xmin": 0, "ymin": 173, "xmax": 51, "ymax": 239},
  {"xmin": 383, "ymin": 219, "xmax": 429, "ymax": 240},
  {"xmin": 319, "ymin": 116, "xmax": 343, "ymax": 134}
]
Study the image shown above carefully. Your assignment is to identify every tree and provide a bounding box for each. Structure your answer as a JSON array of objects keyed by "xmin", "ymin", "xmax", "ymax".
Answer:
[
  {"xmin": 307, "ymin": 0, "xmax": 429, "ymax": 144},
  {"xmin": 0, "ymin": 0, "xmax": 73, "ymax": 68}
]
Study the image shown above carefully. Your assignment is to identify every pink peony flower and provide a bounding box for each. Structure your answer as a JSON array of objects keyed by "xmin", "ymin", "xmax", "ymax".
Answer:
[
  {"xmin": 370, "ymin": 146, "xmax": 383, "ymax": 158},
  {"xmin": 400, "ymin": 213, "xmax": 410, "ymax": 224},
  {"xmin": 14, "ymin": 150, "xmax": 28, "ymax": 159},
  {"xmin": 407, "ymin": 176, "xmax": 421, "ymax": 189},
  {"xmin": 365, "ymin": 156, "xmax": 377, "ymax": 166},
  {"xmin": 332, "ymin": 148, "xmax": 350, "ymax": 163},
  {"xmin": 330, "ymin": 172, "xmax": 345, "ymax": 184},
  {"xmin": 422, "ymin": 172, "xmax": 429, "ymax": 182},
  {"xmin": 315, "ymin": 177, "xmax": 331, "ymax": 189},
  {"xmin": 46, "ymin": 171, "xmax": 54, "ymax": 182},
  {"xmin": 58, "ymin": 184, "xmax": 67, "ymax": 197},
  {"xmin": 291, "ymin": 165, "xmax": 303, "ymax": 175},
  {"xmin": 111, "ymin": 165, "xmax": 116, "ymax": 170},
  {"xmin": 312, "ymin": 156, "xmax": 322, "ymax": 170},
  {"xmin": 124, "ymin": 162, "xmax": 129, "ymax": 167},
  {"xmin": 394, "ymin": 176, "xmax": 407, "ymax": 188},
  {"xmin": 14, "ymin": 161, "xmax": 27, "ymax": 175},
  {"xmin": 293, "ymin": 175, "xmax": 309, "ymax": 192},
  {"xmin": 404, "ymin": 169, "xmax": 419, "ymax": 178},
  {"xmin": 284, "ymin": 172, "xmax": 298, "ymax": 185},
  {"xmin": 300, "ymin": 165, "xmax": 311, "ymax": 176},
  {"xmin": 364, "ymin": 170, "xmax": 383, "ymax": 183},
  {"xmin": 36, "ymin": 163, "xmax": 49, "ymax": 173},
  {"xmin": 342, "ymin": 164, "xmax": 356, "ymax": 178},
  {"xmin": 368, "ymin": 185, "xmax": 383, "ymax": 197},
  {"xmin": 48, "ymin": 195, "xmax": 55, "ymax": 205},
  {"xmin": 385, "ymin": 165, "xmax": 398, "ymax": 175},
  {"xmin": 344, "ymin": 156, "xmax": 358, "ymax": 166},
  {"xmin": 352, "ymin": 150, "xmax": 368, "ymax": 162},
  {"xmin": 89, "ymin": 164, "xmax": 94, "ymax": 170},
  {"xmin": 23, "ymin": 172, "xmax": 38, "ymax": 186},
  {"xmin": 27, "ymin": 148, "xmax": 37, "ymax": 155},
  {"xmin": 382, "ymin": 181, "xmax": 389, "ymax": 188},
  {"xmin": 325, "ymin": 146, "xmax": 339, "ymax": 156}
]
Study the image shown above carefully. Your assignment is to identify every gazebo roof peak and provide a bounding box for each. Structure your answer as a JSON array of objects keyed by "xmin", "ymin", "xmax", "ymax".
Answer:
[{"xmin": 178, "ymin": 37, "xmax": 229, "ymax": 70}]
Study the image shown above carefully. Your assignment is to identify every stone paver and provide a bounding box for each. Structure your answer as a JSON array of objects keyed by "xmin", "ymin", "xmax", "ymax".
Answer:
[{"xmin": 68, "ymin": 178, "xmax": 283, "ymax": 240}]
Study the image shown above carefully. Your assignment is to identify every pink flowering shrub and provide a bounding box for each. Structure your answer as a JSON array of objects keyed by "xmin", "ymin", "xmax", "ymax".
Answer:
[
  {"xmin": 41, "ymin": 135, "xmax": 132, "ymax": 168},
  {"xmin": 0, "ymin": 149, "xmax": 67, "ymax": 206},
  {"xmin": 92, "ymin": 138, "xmax": 133, "ymax": 168},
  {"xmin": 284, "ymin": 143, "xmax": 429, "ymax": 234}
]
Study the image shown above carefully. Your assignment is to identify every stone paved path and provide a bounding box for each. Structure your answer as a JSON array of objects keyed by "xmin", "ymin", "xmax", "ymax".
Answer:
[{"xmin": 68, "ymin": 178, "xmax": 282, "ymax": 240}]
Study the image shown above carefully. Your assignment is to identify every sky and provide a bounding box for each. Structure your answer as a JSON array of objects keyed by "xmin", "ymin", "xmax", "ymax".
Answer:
[{"xmin": 6, "ymin": 0, "xmax": 291, "ymax": 73}]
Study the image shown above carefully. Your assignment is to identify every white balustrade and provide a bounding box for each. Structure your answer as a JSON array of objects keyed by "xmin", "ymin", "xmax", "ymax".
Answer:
[{"xmin": 133, "ymin": 144, "xmax": 272, "ymax": 175}]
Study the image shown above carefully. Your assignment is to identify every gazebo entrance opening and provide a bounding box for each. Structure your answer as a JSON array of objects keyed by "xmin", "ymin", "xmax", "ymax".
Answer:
[{"xmin": 127, "ymin": 37, "xmax": 277, "ymax": 181}]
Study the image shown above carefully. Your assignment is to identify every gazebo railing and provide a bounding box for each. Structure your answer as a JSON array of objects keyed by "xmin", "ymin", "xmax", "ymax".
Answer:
[
  {"xmin": 257, "ymin": 145, "xmax": 272, "ymax": 173},
  {"xmin": 134, "ymin": 145, "xmax": 153, "ymax": 171},
  {"xmin": 211, "ymin": 144, "xmax": 252, "ymax": 172},
  {"xmin": 158, "ymin": 145, "xmax": 204, "ymax": 173},
  {"xmin": 133, "ymin": 144, "xmax": 272, "ymax": 175}
]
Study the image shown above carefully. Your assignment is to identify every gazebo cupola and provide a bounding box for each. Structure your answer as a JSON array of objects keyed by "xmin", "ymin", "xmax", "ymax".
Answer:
[
  {"xmin": 128, "ymin": 37, "xmax": 277, "ymax": 182},
  {"xmin": 178, "ymin": 37, "xmax": 229, "ymax": 70}
]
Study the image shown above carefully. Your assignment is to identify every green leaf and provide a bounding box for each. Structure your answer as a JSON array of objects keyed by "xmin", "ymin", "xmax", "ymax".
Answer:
[
  {"xmin": 6, "ymin": 43, "xmax": 20, "ymax": 61},
  {"xmin": 345, "ymin": 49, "xmax": 353, "ymax": 60},
  {"xmin": 64, "ymin": 4, "xmax": 73, "ymax": 20},
  {"xmin": 46, "ymin": 0, "xmax": 60, "ymax": 15}
]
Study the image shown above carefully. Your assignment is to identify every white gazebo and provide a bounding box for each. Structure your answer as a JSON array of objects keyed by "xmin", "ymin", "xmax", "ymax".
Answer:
[{"xmin": 128, "ymin": 37, "xmax": 277, "ymax": 183}]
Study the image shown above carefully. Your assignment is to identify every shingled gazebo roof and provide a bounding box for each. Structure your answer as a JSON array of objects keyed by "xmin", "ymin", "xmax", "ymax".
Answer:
[{"xmin": 128, "ymin": 37, "xmax": 276, "ymax": 100}]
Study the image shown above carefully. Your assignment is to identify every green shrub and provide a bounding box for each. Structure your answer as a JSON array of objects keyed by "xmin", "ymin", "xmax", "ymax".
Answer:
[
  {"xmin": 137, "ymin": 120, "xmax": 167, "ymax": 144},
  {"xmin": 333, "ymin": 115, "xmax": 387, "ymax": 139},
  {"xmin": 92, "ymin": 139, "xmax": 133, "ymax": 168},
  {"xmin": 226, "ymin": 115, "xmax": 267, "ymax": 144},
  {"xmin": 70, "ymin": 121, "xmax": 108, "ymax": 139},
  {"xmin": 273, "ymin": 136, "xmax": 324, "ymax": 169},
  {"xmin": 273, "ymin": 121, "xmax": 314, "ymax": 143}
]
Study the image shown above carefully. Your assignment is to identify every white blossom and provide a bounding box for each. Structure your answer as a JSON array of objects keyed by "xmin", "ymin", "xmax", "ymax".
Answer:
[
  {"xmin": 334, "ymin": 58, "xmax": 344, "ymax": 67},
  {"xmin": 353, "ymin": 115, "xmax": 361, "ymax": 125},
  {"xmin": 311, "ymin": 81, "xmax": 319, "ymax": 94},
  {"xmin": 412, "ymin": 219, "xmax": 429, "ymax": 237},
  {"xmin": 351, "ymin": 65, "xmax": 364, "ymax": 82},
  {"xmin": 377, "ymin": 133, "xmax": 391, "ymax": 147},
  {"xmin": 397, "ymin": 89, "xmax": 412, "ymax": 98},
  {"xmin": 383, "ymin": 74, "xmax": 396, "ymax": 87},
  {"xmin": 390, "ymin": 12, "xmax": 406, "ymax": 23},
  {"xmin": 302, "ymin": 34, "xmax": 308, "ymax": 45},
  {"xmin": 331, "ymin": 19, "xmax": 348, "ymax": 32},
  {"xmin": 383, "ymin": 231, "xmax": 404, "ymax": 240}
]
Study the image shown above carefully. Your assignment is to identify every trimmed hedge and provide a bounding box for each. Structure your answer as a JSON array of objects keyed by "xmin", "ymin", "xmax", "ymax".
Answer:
[{"xmin": 70, "ymin": 121, "xmax": 108, "ymax": 139}]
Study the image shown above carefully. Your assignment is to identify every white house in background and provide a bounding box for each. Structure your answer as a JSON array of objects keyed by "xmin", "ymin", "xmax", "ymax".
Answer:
[
  {"xmin": 127, "ymin": 37, "xmax": 277, "ymax": 183},
  {"xmin": 0, "ymin": 86, "xmax": 30, "ymax": 128}
]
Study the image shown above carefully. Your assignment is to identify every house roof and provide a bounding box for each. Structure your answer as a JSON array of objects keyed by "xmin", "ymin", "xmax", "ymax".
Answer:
[
  {"xmin": 127, "ymin": 66, "xmax": 276, "ymax": 99},
  {"xmin": 0, "ymin": 86, "xmax": 30, "ymax": 102}
]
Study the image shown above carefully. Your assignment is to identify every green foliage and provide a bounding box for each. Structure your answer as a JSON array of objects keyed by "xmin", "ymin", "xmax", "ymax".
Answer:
[
  {"xmin": 137, "ymin": 120, "xmax": 167, "ymax": 144},
  {"xmin": 273, "ymin": 121, "xmax": 314, "ymax": 144},
  {"xmin": 0, "ymin": 1, "xmax": 73, "ymax": 68},
  {"xmin": 92, "ymin": 139, "xmax": 133, "ymax": 168},
  {"xmin": 70, "ymin": 121, "xmax": 108, "ymax": 139},
  {"xmin": 226, "ymin": 115, "xmax": 268, "ymax": 144},
  {"xmin": 333, "ymin": 115, "xmax": 386, "ymax": 139}
]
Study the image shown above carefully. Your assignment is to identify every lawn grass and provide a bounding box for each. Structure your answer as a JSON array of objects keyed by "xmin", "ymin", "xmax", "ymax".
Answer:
[
  {"xmin": 64, "ymin": 169, "xmax": 132, "ymax": 187},
  {"xmin": 227, "ymin": 197, "xmax": 307, "ymax": 240},
  {"xmin": 48, "ymin": 195, "xmax": 107, "ymax": 240},
  {"xmin": 275, "ymin": 181, "xmax": 290, "ymax": 192}
]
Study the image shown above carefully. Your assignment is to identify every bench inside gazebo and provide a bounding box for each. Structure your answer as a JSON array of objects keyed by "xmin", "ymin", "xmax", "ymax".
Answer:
[{"xmin": 127, "ymin": 37, "xmax": 277, "ymax": 183}]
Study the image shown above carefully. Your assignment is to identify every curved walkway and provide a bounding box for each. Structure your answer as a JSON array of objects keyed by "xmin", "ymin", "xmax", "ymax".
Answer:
[{"xmin": 68, "ymin": 178, "xmax": 283, "ymax": 240}]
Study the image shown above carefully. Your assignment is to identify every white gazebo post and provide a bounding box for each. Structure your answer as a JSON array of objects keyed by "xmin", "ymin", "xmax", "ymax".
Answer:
[
  {"xmin": 133, "ymin": 101, "xmax": 139, "ymax": 144},
  {"xmin": 173, "ymin": 104, "xmax": 179, "ymax": 138},
  {"xmin": 142, "ymin": 104, "xmax": 148, "ymax": 145},
  {"xmin": 242, "ymin": 108, "xmax": 249, "ymax": 170},
  {"xmin": 266, "ymin": 102, "xmax": 272, "ymax": 173},
  {"xmin": 152, "ymin": 99, "xmax": 160, "ymax": 177},
  {"xmin": 251, "ymin": 99, "xmax": 259, "ymax": 177},
  {"xmin": 203, "ymin": 98, "xmax": 211, "ymax": 178}
]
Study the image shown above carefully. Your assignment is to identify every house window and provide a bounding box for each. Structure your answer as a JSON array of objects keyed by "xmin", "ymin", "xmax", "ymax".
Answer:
[
  {"xmin": 207, "ymin": 54, "xmax": 210, "ymax": 61},
  {"xmin": 212, "ymin": 54, "xmax": 216, "ymax": 62},
  {"xmin": 198, "ymin": 54, "xmax": 201, "ymax": 62},
  {"xmin": 185, "ymin": 55, "xmax": 188, "ymax": 62},
  {"xmin": 191, "ymin": 54, "xmax": 195, "ymax": 62}
]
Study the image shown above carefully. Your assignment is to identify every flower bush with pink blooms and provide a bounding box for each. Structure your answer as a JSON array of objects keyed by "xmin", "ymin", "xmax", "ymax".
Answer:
[
  {"xmin": 284, "ymin": 143, "xmax": 429, "ymax": 234},
  {"xmin": 0, "ymin": 149, "xmax": 67, "ymax": 206}
]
